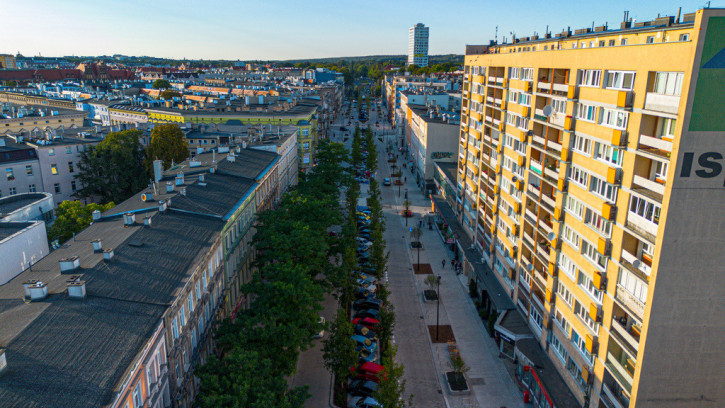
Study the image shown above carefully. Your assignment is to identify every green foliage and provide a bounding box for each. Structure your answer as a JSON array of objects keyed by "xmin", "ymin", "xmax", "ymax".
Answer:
[
  {"xmin": 47, "ymin": 200, "xmax": 115, "ymax": 243},
  {"xmin": 160, "ymin": 89, "xmax": 181, "ymax": 99},
  {"xmin": 424, "ymin": 274, "xmax": 439, "ymax": 290},
  {"xmin": 75, "ymin": 129, "xmax": 148, "ymax": 204},
  {"xmin": 410, "ymin": 226, "xmax": 422, "ymax": 243},
  {"xmin": 144, "ymin": 123, "xmax": 190, "ymax": 173},
  {"xmin": 374, "ymin": 345, "xmax": 413, "ymax": 408},
  {"xmin": 322, "ymin": 309, "xmax": 359, "ymax": 384},
  {"xmin": 377, "ymin": 303, "xmax": 396, "ymax": 353},
  {"xmin": 449, "ymin": 353, "xmax": 470, "ymax": 375},
  {"xmin": 152, "ymin": 79, "xmax": 171, "ymax": 89}
]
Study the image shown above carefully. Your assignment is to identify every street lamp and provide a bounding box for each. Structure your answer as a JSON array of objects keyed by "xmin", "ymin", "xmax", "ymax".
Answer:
[{"xmin": 436, "ymin": 274, "xmax": 442, "ymax": 341}]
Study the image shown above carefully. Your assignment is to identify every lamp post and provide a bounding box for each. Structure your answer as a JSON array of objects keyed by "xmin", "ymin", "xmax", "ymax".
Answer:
[{"xmin": 436, "ymin": 274, "xmax": 442, "ymax": 341}]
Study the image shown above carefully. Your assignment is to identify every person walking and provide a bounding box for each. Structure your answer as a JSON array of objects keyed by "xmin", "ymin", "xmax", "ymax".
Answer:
[{"xmin": 441, "ymin": 259, "xmax": 446, "ymax": 269}]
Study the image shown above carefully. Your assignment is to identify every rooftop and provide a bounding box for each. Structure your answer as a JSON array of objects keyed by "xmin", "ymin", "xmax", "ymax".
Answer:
[
  {"xmin": 0, "ymin": 193, "xmax": 49, "ymax": 217},
  {"xmin": 0, "ymin": 222, "xmax": 34, "ymax": 241}
]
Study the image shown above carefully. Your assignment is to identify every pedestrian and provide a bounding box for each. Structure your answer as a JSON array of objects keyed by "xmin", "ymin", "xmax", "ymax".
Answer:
[
  {"xmin": 442, "ymin": 259, "xmax": 446, "ymax": 269},
  {"xmin": 419, "ymin": 219, "xmax": 423, "ymax": 228},
  {"xmin": 404, "ymin": 176, "xmax": 407, "ymax": 183}
]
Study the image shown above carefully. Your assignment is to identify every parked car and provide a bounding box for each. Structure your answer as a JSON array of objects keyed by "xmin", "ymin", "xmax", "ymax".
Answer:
[
  {"xmin": 353, "ymin": 324, "xmax": 376, "ymax": 340},
  {"xmin": 352, "ymin": 317, "xmax": 380, "ymax": 330},
  {"xmin": 348, "ymin": 379, "xmax": 379, "ymax": 398},
  {"xmin": 358, "ymin": 348, "xmax": 378, "ymax": 364},
  {"xmin": 353, "ymin": 297, "xmax": 383, "ymax": 311},
  {"xmin": 348, "ymin": 396, "xmax": 381, "ymax": 408},
  {"xmin": 352, "ymin": 335, "xmax": 378, "ymax": 354},
  {"xmin": 356, "ymin": 276, "xmax": 377, "ymax": 287},
  {"xmin": 354, "ymin": 308, "xmax": 380, "ymax": 320},
  {"xmin": 383, "ymin": 178, "xmax": 391, "ymax": 186},
  {"xmin": 356, "ymin": 282, "xmax": 376, "ymax": 293},
  {"xmin": 353, "ymin": 362, "xmax": 386, "ymax": 383},
  {"xmin": 353, "ymin": 288, "xmax": 375, "ymax": 300}
]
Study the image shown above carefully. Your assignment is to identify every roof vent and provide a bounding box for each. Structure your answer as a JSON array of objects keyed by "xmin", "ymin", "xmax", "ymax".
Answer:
[
  {"xmin": 92, "ymin": 210, "xmax": 101, "ymax": 221},
  {"xmin": 166, "ymin": 182, "xmax": 174, "ymax": 193},
  {"xmin": 66, "ymin": 275, "xmax": 86, "ymax": 299},
  {"xmin": 141, "ymin": 193, "xmax": 154, "ymax": 202},
  {"xmin": 227, "ymin": 155, "xmax": 236, "ymax": 162},
  {"xmin": 91, "ymin": 239, "xmax": 102, "ymax": 252},
  {"xmin": 175, "ymin": 173, "xmax": 185, "ymax": 186},
  {"xmin": 199, "ymin": 174, "xmax": 205, "ymax": 182},
  {"xmin": 103, "ymin": 248, "xmax": 114, "ymax": 262},
  {"xmin": 143, "ymin": 216, "xmax": 152, "ymax": 227},
  {"xmin": 59, "ymin": 256, "xmax": 80, "ymax": 272},
  {"xmin": 123, "ymin": 212, "xmax": 136, "ymax": 226},
  {"xmin": 189, "ymin": 160, "xmax": 201, "ymax": 168},
  {"xmin": 158, "ymin": 200, "xmax": 167, "ymax": 212},
  {"xmin": 210, "ymin": 167, "xmax": 216, "ymax": 173},
  {"xmin": 22, "ymin": 279, "xmax": 39, "ymax": 298},
  {"xmin": 180, "ymin": 187, "xmax": 187, "ymax": 196},
  {"xmin": 27, "ymin": 281, "xmax": 48, "ymax": 301}
]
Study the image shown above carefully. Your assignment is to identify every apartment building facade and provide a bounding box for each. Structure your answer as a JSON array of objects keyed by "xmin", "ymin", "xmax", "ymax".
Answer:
[
  {"xmin": 408, "ymin": 23, "xmax": 430, "ymax": 67},
  {"xmin": 457, "ymin": 8, "xmax": 725, "ymax": 408}
]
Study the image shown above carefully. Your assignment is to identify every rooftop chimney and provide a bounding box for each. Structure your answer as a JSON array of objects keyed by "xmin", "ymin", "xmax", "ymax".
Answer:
[
  {"xmin": 59, "ymin": 256, "xmax": 80, "ymax": 272},
  {"xmin": 22, "ymin": 280, "xmax": 39, "ymax": 298},
  {"xmin": 175, "ymin": 173, "xmax": 185, "ymax": 186},
  {"xmin": 92, "ymin": 209, "xmax": 101, "ymax": 221},
  {"xmin": 91, "ymin": 239, "xmax": 102, "ymax": 253},
  {"xmin": 166, "ymin": 182, "xmax": 174, "ymax": 193},
  {"xmin": 103, "ymin": 248, "xmax": 114, "ymax": 262},
  {"xmin": 153, "ymin": 159, "xmax": 163, "ymax": 182},
  {"xmin": 123, "ymin": 212, "xmax": 136, "ymax": 226},
  {"xmin": 143, "ymin": 216, "xmax": 152, "ymax": 227},
  {"xmin": 27, "ymin": 281, "xmax": 48, "ymax": 301},
  {"xmin": 67, "ymin": 276, "xmax": 86, "ymax": 299}
]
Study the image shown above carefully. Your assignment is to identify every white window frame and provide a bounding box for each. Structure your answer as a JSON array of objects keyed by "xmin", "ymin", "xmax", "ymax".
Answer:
[
  {"xmin": 576, "ymin": 103, "xmax": 597, "ymax": 122},
  {"xmin": 604, "ymin": 70, "xmax": 636, "ymax": 90},
  {"xmin": 578, "ymin": 69, "xmax": 602, "ymax": 87},
  {"xmin": 599, "ymin": 108, "xmax": 629, "ymax": 130}
]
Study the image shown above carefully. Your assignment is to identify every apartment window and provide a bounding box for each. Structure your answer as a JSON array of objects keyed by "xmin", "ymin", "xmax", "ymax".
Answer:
[
  {"xmin": 585, "ymin": 209, "xmax": 612, "ymax": 236},
  {"xmin": 68, "ymin": 162, "xmax": 74, "ymax": 173},
  {"xmin": 571, "ymin": 330, "xmax": 595, "ymax": 365},
  {"xmin": 608, "ymin": 39, "xmax": 615, "ymax": 46},
  {"xmin": 5, "ymin": 168, "xmax": 13, "ymax": 181},
  {"xmin": 564, "ymin": 195, "xmax": 585, "ymax": 219},
  {"xmin": 679, "ymin": 33, "xmax": 690, "ymax": 41},
  {"xmin": 618, "ymin": 267, "xmax": 648, "ymax": 304},
  {"xmin": 519, "ymin": 93, "xmax": 531, "ymax": 106},
  {"xmin": 569, "ymin": 166, "xmax": 589, "ymax": 188},
  {"xmin": 558, "ymin": 252, "xmax": 578, "ymax": 281},
  {"xmin": 302, "ymin": 129, "xmax": 310, "ymax": 136},
  {"xmin": 521, "ymin": 68, "xmax": 534, "ymax": 80},
  {"xmin": 656, "ymin": 117, "xmax": 677, "ymax": 139},
  {"xmin": 172, "ymin": 318, "xmax": 179, "ymax": 339},
  {"xmin": 576, "ymin": 103, "xmax": 597, "ymax": 122},
  {"xmin": 29, "ymin": 184, "xmax": 36, "ymax": 192},
  {"xmin": 578, "ymin": 270, "xmax": 603, "ymax": 303},
  {"xmin": 593, "ymin": 143, "xmax": 623, "ymax": 166},
  {"xmin": 53, "ymin": 183, "xmax": 61, "ymax": 194},
  {"xmin": 554, "ymin": 307, "xmax": 572, "ymax": 335},
  {"xmin": 572, "ymin": 133, "xmax": 592, "ymax": 155},
  {"xmin": 589, "ymin": 175, "xmax": 617, "ymax": 202},
  {"xmin": 191, "ymin": 328, "xmax": 198, "ymax": 350},
  {"xmin": 604, "ymin": 71, "xmax": 635, "ymax": 90},
  {"xmin": 530, "ymin": 306, "xmax": 544, "ymax": 331},
  {"xmin": 48, "ymin": 148, "xmax": 55, "ymax": 156},
  {"xmin": 599, "ymin": 40, "xmax": 606, "ymax": 47},
  {"xmin": 562, "ymin": 225, "xmax": 581, "ymax": 249},
  {"xmin": 509, "ymin": 67, "xmax": 520, "ymax": 79},
  {"xmin": 9, "ymin": 187, "xmax": 16, "ymax": 195},
  {"xmin": 599, "ymin": 108, "xmax": 629, "ymax": 129},
  {"xmin": 578, "ymin": 69, "xmax": 602, "ymax": 87},
  {"xmin": 572, "ymin": 42, "xmax": 578, "ymax": 49},
  {"xmin": 556, "ymin": 281, "xmax": 574, "ymax": 307},
  {"xmin": 581, "ymin": 239, "xmax": 607, "ymax": 270},
  {"xmin": 551, "ymin": 99, "xmax": 567, "ymax": 114},
  {"xmin": 133, "ymin": 382, "xmax": 143, "ymax": 407},
  {"xmin": 196, "ymin": 281, "xmax": 201, "ymax": 300},
  {"xmin": 550, "ymin": 334, "xmax": 569, "ymax": 364},
  {"xmin": 620, "ymin": 38, "xmax": 628, "ymax": 45},
  {"xmin": 653, "ymin": 160, "xmax": 668, "ymax": 182},
  {"xmin": 653, "ymin": 71, "xmax": 684, "ymax": 96},
  {"xmin": 51, "ymin": 164, "xmax": 58, "ymax": 175},
  {"xmin": 179, "ymin": 305, "xmax": 186, "ymax": 327},
  {"xmin": 629, "ymin": 195, "xmax": 661, "ymax": 225},
  {"xmin": 646, "ymin": 36, "xmax": 655, "ymax": 44}
]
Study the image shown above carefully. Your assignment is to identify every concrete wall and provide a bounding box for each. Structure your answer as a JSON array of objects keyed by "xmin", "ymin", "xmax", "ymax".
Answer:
[
  {"xmin": 0, "ymin": 221, "xmax": 48, "ymax": 285},
  {"xmin": 0, "ymin": 159, "xmax": 43, "ymax": 198}
]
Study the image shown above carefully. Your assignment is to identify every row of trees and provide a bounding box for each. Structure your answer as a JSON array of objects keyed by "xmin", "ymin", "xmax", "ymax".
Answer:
[{"xmin": 194, "ymin": 141, "xmax": 350, "ymax": 407}]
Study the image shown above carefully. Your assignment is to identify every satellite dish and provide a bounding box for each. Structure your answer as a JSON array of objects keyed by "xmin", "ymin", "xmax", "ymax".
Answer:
[
  {"xmin": 547, "ymin": 232, "xmax": 556, "ymax": 240},
  {"xmin": 542, "ymin": 105, "xmax": 553, "ymax": 117},
  {"xmin": 526, "ymin": 263, "xmax": 534, "ymax": 272},
  {"xmin": 632, "ymin": 259, "xmax": 642, "ymax": 268}
]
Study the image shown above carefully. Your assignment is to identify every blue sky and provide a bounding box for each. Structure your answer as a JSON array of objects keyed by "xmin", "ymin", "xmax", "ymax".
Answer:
[{"xmin": 0, "ymin": 0, "xmax": 717, "ymax": 60}]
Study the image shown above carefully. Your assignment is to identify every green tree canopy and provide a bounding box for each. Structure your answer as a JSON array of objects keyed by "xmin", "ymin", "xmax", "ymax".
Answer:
[
  {"xmin": 322, "ymin": 309, "xmax": 359, "ymax": 385},
  {"xmin": 160, "ymin": 90, "xmax": 181, "ymax": 99},
  {"xmin": 144, "ymin": 123, "xmax": 189, "ymax": 173},
  {"xmin": 48, "ymin": 200, "xmax": 115, "ymax": 243},
  {"xmin": 152, "ymin": 79, "xmax": 171, "ymax": 89},
  {"xmin": 75, "ymin": 129, "xmax": 148, "ymax": 204}
]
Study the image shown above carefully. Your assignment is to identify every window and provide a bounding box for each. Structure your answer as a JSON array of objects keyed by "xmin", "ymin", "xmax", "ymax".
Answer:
[
  {"xmin": 576, "ymin": 103, "xmax": 597, "ymax": 122},
  {"xmin": 5, "ymin": 168, "xmax": 13, "ymax": 181},
  {"xmin": 653, "ymin": 72, "xmax": 684, "ymax": 96},
  {"xmin": 581, "ymin": 239, "xmax": 607, "ymax": 270},
  {"xmin": 68, "ymin": 162, "xmax": 74, "ymax": 173},
  {"xmin": 653, "ymin": 160, "xmax": 668, "ymax": 182},
  {"xmin": 188, "ymin": 292, "xmax": 194, "ymax": 312},
  {"xmin": 530, "ymin": 306, "xmax": 544, "ymax": 331},
  {"xmin": 25, "ymin": 165, "xmax": 33, "ymax": 175},
  {"xmin": 646, "ymin": 36, "xmax": 655, "ymax": 43},
  {"xmin": 551, "ymin": 99, "xmax": 567, "ymax": 114},
  {"xmin": 521, "ymin": 68, "xmax": 534, "ymax": 81},
  {"xmin": 172, "ymin": 318, "xmax": 179, "ymax": 339},
  {"xmin": 556, "ymin": 281, "xmax": 574, "ymax": 307},
  {"xmin": 618, "ymin": 267, "xmax": 648, "ymax": 304},
  {"xmin": 585, "ymin": 209, "xmax": 612, "ymax": 236},
  {"xmin": 620, "ymin": 38, "xmax": 628, "ymax": 45},
  {"xmin": 554, "ymin": 307, "xmax": 572, "ymax": 334},
  {"xmin": 679, "ymin": 33, "xmax": 690, "ymax": 41},
  {"xmin": 572, "ymin": 134, "xmax": 592, "ymax": 155},
  {"xmin": 599, "ymin": 108, "xmax": 629, "ymax": 129},
  {"xmin": 196, "ymin": 281, "xmax": 201, "ymax": 300},
  {"xmin": 589, "ymin": 175, "xmax": 617, "ymax": 202},
  {"xmin": 564, "ymin": 195, "xmax": 585, "ymax": 219},
  {"xmin": 179, "ymin": 305, "xmax": 186, "ymax": 327},
  {"xmin": 48, "ymin": 148, "xmax": 55, "ymax": 156},
  {"xmin": 558, "ymin": 252, "xmax": 578, "ymax": 281},
  {"xmin": 593, "ymin": 143, "xmax": 623, "ymax": 166},
  {"xmin": 629, "ymin": 195, "xmax": 661, "ymax": 225},
  {"xmin": 65, "ymin": 146, "xmax": 72, "ymax": 154},
  {"xmin": 604, "ymin": 71, "xmax": 635, "ymax": 90},
  {"xmin": 53, "ymin": 183, "xmax": 61, "ymax": 194},
  {"xmin": 562, "ymin": 225, "xmax": 581, "ymax": 249},
  {"xmin": 578, "ymin": 70, "xmax": 602, "ymax": 87},
  {"xmin": 569, "ymin": 166, "xmax": 589, "ymax": 188},
  {"xmin": 29, "ymin": 184, "xmax": 36, "ymax": 192},
  {"xmin": 9, "ymin": 187, "xmax": 16, "ymax": 195},
  {"xmin": 509, "ymin": 67, "xmax": 520, "ymax": 79},
  {"xmin": 599, "ymin": 40, "xmax": 606, "ymax": 47},
  {"xmin": 51, "ymin": 164, "xmax": 58, "ymax": 175},
  {"xmin": 571, "ymin": 330, "xmax": 595, "ymax": 365},
  {"xmin": 550, "ymin": 334, "xmax": 569, "ymax": 363},
  {"xmin": 578, "ymin": 271, "xmax": 603, "ymax": 303},
  {"xmin": 608, "ymin": 39, "xmax": 615, "ymax": 46},
  {"xmin": 656, "ymin": 117, "xmax": 677, "ymax": 138},
  {"xmin": 519, "ymin": 93, "xmax": 531, "ymax": 106},
  {"xmin": 133, "ymin": 382, "xmax": 143, "ymax": 407}
]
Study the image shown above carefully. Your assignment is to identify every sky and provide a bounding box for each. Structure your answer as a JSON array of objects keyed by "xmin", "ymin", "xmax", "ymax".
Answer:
[{"xmin": 0, "ymin": 0, "xmax": 718, "ymax": 61}]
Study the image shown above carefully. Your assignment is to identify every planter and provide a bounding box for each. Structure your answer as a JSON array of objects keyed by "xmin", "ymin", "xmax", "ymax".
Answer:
[
  {"xmin": 411, "ymin": 241, "xmax": 423, "ymax": 249},
  {"xmin": 445, "ymin": 372, "xmax": 470, "ymax": 395},
  {"xmin": 423, "ymin": 290, "xmax": 438, "ymax": 301}
]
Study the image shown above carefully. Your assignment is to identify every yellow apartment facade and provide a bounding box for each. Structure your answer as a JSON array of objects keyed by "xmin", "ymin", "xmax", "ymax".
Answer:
[{"xmin": 458, "ymin": 8, "xmax": 725, "ymax": 408}]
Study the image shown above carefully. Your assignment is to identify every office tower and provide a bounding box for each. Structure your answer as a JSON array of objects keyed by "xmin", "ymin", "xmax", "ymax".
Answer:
[{"xmin": 408, "ymin": 23, "xmax": 429, "ymax": 67}]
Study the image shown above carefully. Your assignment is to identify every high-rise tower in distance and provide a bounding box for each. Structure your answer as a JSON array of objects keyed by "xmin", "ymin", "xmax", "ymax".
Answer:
[{"xmin": 408, "ymin": 23, "xmax": 429, "ymax": 67}]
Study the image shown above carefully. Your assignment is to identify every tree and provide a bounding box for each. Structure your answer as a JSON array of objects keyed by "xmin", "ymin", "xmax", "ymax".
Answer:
[
  {"xmin": 377, "ymin": 303, "xmax": 396, "ymax": 354},
  {"xmin": 322, "ymin": 309, "xmax": 359, "ymax": 385},
  {"xmin": 75, "ymin": 129, "xmax": 148, "ymax": 204},
  {"xmin": 152, "ymin": 79, "xmax": 171, "ymax": 89},
  {"xmin": 47, "ymin": 200, "xmax": 115, "ymax": 243},
  {"xmin": 374, "ymin": 345, "xmax": 413, "ymax": 408},
  {"xmin": 144, "ymin": 123, "xmax": 189, "ymax": 173},
  {"xmin": 448, "ymin": 353, "xmax": 471, "ymax": 376},
  {"xmin": 411, "ymin": 226, "xmax": 422, "ymax": 247}
]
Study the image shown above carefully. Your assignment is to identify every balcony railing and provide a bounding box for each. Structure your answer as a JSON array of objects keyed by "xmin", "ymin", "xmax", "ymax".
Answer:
[
  {"xmin": 615, "ymin": 284, "xmax": 646, "ymax": 318},
  {"xmin": 620, "ymin": 248, "xmax": 652, "ymax": 277},
  {"xmin": 611, "ymin": 317, "xmax": 640, "ymax": 355},
  {"xmin": 644, "ymin": 92, "xmax": 680, "ymax": 115},
  {"xmin": 606, "ymin": 352, "xmax": 634, "ymax": 393},
  {"xmin": 638, "ymin": 134, "xmax": 673, "ymax": 152},
  {"xmin": 632, "ymin": 174, "xmax": 665, "ymax": 197}
]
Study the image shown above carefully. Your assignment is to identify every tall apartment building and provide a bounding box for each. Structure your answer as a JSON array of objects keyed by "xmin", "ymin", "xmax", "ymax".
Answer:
[
  {"xmin": 457, "ymin": 8, "xmax": 725, "ymax": 408},
  {"xmin": 408, "ymin": 23, "xmax": 429, "ymax": 67}
]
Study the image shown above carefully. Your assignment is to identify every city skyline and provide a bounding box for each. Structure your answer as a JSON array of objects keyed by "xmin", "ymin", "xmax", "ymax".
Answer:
[{"xmin": 1, "ymin": 0, "xmax": 709, "ymax": 60}]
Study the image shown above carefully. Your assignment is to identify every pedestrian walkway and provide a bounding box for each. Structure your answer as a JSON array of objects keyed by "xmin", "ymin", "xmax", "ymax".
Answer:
[{"xmin": 377, "ymin": 135, "xmax": 524, "ymax": 408}]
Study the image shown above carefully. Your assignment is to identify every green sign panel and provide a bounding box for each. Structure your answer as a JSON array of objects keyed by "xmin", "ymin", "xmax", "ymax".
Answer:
[{"xmin": 690, "ymin": 16, "xmax": 725, "ymax": 131}]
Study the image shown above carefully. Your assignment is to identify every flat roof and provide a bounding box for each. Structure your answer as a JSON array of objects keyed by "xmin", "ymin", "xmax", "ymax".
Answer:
[
  {"xmin": 0, "ymin": 193, "xmax": 48, "ymax": 216},
  {"xmin": 0, "ymin": 222, "xmax": 34, "ymax": 241}
]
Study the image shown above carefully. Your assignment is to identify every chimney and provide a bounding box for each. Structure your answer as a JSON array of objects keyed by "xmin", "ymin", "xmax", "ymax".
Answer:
[
  {"xmin": 91, "ymin": 239, "xmax": 102, "ymax": 252},
  {"xmin": 158, "ymin": 200, "xmax": 167, "ymax": 212},
  {"xmin": 180, "ymin": 187, "xmax": 187, "ymax": 196},
  {"xmin": 153, "ymin": 159, "xmax": 163, "ymax": 182},
  {"xmin": 59, "ymin": 256, "xmax": 80, "ymax": 272},
  {"xmin": 22, "ymin": 279, "xmax": 39, "ymax": 298},
  {"xmin": 92, "ymin": 209, "xmax": 101, "ymax": 221},
  {"xmin": 123, "ymin": 212, "xmax": 136, "ymax": 226},
  {"xmin": 199, "ymin": 174, "xmax": 205, "ymax": 183},
  {"xmin": 143, "ymin": 216, "xmax": 152, "ymax": 227},
  {"xmin": 27, "ymin": 281, "xmax": 48, "ymax": 301},
  {"xmin": 166, "ymin": 182, "xmax": 174, "ymax": 193},
  {"xmin": 103, "ymin": 248, "xmax": 114, "ymax": 262},
  {"xmin": 67, "ymin": 276, "xmax": 86, "ymax": 299},
  {"xmin": 175, "ymin": 173, "xmax": 185, "ymax": 185}
]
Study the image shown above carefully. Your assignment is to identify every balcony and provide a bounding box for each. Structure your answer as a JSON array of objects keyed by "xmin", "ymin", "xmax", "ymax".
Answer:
[
  {"xmin": 632, "ymin": 174, "xmax": 665, "ymax": 197},
  {"xmin": 644, "ymin": 92, "xmax": 680, "ymax": 115},
  {"xmin": 615, "ymin": 284, "xmax": 646, "ymax": 318},
  {"xmin": 626, "ymin": 210, "xmax": 659, "ymax": 238},
  {"xmin": 529, "ymin": 159, "xmax": 543, "ymax": 175},
  {"xmin": 601, "ymin": 381, "xmax": 628, "ymax": 408},
  {"xmin": 638, "ymin": 134, "xmax": 673, "ymax": 153},
  {"xmin": 611, "ymin": 317, "xmax": 641, "ymax": 355},
  {"xmin": 606, "ymin": 351, "xmax": 634, "ymax": 394},
  {"xmin": 620, "ymin": 248, "xmax": 652, "ymax": 277},
  {"xmin": 541, "ymin": 193, "xmax": 556, "ymax": 212}
]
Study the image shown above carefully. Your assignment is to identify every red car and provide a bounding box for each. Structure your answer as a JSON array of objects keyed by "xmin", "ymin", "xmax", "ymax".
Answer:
[
  {"xmin": 352, "ymin": 317, "xmax": 380, "ymax": 330},
  {"xmin": 353, "ymin": 362, "xmax": 386, "ymax": 383}
]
